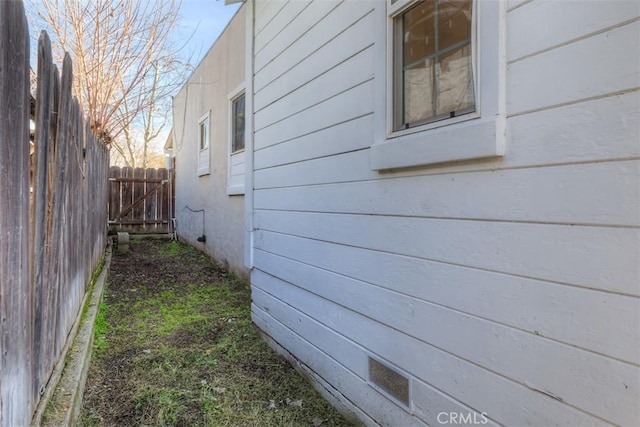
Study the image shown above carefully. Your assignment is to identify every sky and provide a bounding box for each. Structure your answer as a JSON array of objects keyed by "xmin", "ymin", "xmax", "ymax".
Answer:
[
  {"xmin": 174, "ymin": 0, "xmax": 242, "ymax": 67},
  {"xmin": 26, "ymin": 0, "xmax": 240, "ymax": 69}
]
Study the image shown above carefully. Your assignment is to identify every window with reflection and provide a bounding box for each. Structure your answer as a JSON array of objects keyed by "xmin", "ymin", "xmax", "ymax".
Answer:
[{"xmin": 393, "ymin": 0, "xmax": 475, "ymax": 131}]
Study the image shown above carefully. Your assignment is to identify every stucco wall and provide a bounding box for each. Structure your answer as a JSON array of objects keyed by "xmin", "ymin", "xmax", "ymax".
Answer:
[{"xmin": 172, "ymin": 4, "xmax": 247, "ymax": 276}]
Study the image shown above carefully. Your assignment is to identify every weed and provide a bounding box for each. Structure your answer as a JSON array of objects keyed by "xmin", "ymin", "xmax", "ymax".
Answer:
[{"xmin": 78, "ymin": 256, "xmax": 105, "ymax": 327}]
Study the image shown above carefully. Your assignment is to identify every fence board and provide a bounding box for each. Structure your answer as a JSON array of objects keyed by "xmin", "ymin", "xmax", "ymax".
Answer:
[
  {"xmin": 121, "ymin": 166, "xmax": 133, "ymax": 232},
  {"xmin": 0, "ymin": 2, "xmax": 33, "ymax": 425},
  {"xmin": 40, "ymin": 61, "xmax": 61, "ymax": 412},
  {"xmin": 146, "ymin": 168, "xmax": 158, "ymax": 232},
  {"xmin": 0, "ymin": 6, "xmax": 109, "ymax": 424},
  {"xmin": 52, "ymin": 54, "xmax": 74, "ymax": 361},
  {"xmin": 133, "ymin": 168, "xmax": 145, "ymax": 228},
  {"xmin": 32, "ymin": 30, "xmax": 54, "ymax": 399},
  {"xmin": 109, "ymin": 166, "xmax": 121, "ymax": 222},
  {"xmin": 82, "ymin": 120, "xmax": 91, "ymax": 285}
]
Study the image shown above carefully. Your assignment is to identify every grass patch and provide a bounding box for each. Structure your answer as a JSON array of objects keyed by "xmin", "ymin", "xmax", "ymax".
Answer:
[
  {"xmin": 80, "ymin": 240, "xmax": 358, "ymax": 427},
  {"xmin": 93, "ymin": 300, "xmax": 108, "ymax": 353},
  {"xmin": 160, "ymin": 240, "xmax": 191, "ymax": 257}
]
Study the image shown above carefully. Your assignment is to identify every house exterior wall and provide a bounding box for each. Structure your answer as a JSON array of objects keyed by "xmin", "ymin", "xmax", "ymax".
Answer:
[
  {"xmin": 247, "ymin": 0, "xmax": 640, "ymax": 425},
  {"xmin": 172, "ymin": 5, "xmax": 247, "ymax": 276}
]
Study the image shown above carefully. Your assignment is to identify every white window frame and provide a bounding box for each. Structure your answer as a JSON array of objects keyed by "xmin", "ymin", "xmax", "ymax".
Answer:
[
  {"xmin": 227, "ymin": 83, "xmax": 246, "ymax": 195},
  {"xmin": 197, "ymin": 111, "xmax": 211, "ymax": 176},
  {"xmin": 371, "ymin": 0, "xmax": 506, "ymax": 171}
]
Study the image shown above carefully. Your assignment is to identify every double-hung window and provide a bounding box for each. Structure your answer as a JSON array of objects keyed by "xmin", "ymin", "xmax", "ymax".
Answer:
[
  {"xmin": 232, "ymin": 93, "xmax": 245, "ymax": 153},
  {"xmin": 227, "ymin": 86, "xmax": 246, "ymax": 195},
  {"xmin": 393, "ymin": 0, "xmax": 475, "ymax": 130},
  {"xmin": 371, "ymin": 0, "xmax": 505, "ymax": 170},
  {"xmin": 197, "ymin": 112, "xmax": 210, "ymax": 176}
]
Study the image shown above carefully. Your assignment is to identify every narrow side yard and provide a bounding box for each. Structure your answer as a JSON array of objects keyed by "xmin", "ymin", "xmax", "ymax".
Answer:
[{"xmin": 80, "ymin": 239, "xmax": 357, "ymax": 427}]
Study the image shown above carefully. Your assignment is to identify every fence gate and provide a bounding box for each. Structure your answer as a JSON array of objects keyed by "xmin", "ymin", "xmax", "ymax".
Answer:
[{"xmin": 108, "ymin": 166, "xmax": 174, "ymax": 234}]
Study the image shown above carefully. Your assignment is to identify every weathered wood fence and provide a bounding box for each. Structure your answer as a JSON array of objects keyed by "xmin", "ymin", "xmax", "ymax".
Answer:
[
  {"xmin": 0, "ymin": 3, "xmax": 109, "ymax": 426},
  {"xmin": 108, "ymin": 166, "xmax": 173, "ymax": 234}
]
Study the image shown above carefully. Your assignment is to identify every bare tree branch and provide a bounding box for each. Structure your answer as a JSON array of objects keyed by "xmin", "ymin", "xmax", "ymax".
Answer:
[{"xmin": 32, "ymin": 0, "xmax": 188, "ymax": 167}]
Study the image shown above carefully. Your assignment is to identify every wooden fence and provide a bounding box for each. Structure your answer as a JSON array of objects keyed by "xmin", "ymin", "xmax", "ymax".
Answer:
[
  {"xmin": 108, "ymin": 166, "xmax": 173, "ymax": 234},
  {"xmin": 0, "ymin": 3, "xmax": 109, "ymax": 426}
]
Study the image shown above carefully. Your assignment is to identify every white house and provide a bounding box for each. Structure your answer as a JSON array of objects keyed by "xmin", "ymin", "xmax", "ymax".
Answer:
[
  {"xmin": 238, "ymin": 0, "xmax": 640, "ymax": 426},
  {"xmin": 171, "ymin": 4, "xmax": 248, "ymax": 276}
]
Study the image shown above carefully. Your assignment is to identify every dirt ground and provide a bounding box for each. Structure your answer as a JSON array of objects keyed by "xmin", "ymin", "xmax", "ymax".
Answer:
[{"xmin": 80, "ymin": 239, "xmax": 358, "ymax": 427}]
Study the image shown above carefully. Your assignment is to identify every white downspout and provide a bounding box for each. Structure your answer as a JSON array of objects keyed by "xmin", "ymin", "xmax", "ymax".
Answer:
[{"xmin": 243, "ymin": 0, "xmax": 255, "ymax": 269}]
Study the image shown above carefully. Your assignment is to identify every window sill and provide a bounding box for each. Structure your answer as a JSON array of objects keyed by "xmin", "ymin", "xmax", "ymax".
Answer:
[
  {"xmin": 227, "ymin": 185, "xmax": 245, "ymax": 196},
  {"xmin": 370, "ymin": 115, "xmax": 505, "ymax": 171}
]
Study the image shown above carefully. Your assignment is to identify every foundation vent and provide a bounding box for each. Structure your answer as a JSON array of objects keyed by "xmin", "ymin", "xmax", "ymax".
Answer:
[{"xmin": 368, "ymin": 357, "xmax": 409, "ymax": 405}]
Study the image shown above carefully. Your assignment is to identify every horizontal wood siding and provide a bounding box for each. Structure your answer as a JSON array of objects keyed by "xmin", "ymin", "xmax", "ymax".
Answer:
[
  {"xmin": 254, "ymin": 3, "xmax": 374, "ymax": 112},
  {"xmin": 251, "ymin": 1, "xmax": 640, "ymax": 425},
  {"xmin": 507, "ymin": 1, "xmax": 640, "ymax": 61},
  {"xmin": 254, "ymin": 159, "xmax": 639, "ymax": 226},
  {"xmin": 508, "ymin": 21, "xmax": 639, "ymax": 115},
  {"xmin": 254, "ymin": 44, "xmax": 374, "ymax": 131},
  {"xmin": 254, "ymin": 210, "xmax": 638, "ymax": 295},
  {"xmin": 252, "ymin": 270, "xmax": 612, "ymax": 426}
]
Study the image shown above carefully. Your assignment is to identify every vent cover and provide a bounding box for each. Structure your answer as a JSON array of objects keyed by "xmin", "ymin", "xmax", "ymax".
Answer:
[{"xmin": 368, "ymin": 357, "xmax": 409, "ymax": 405}]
